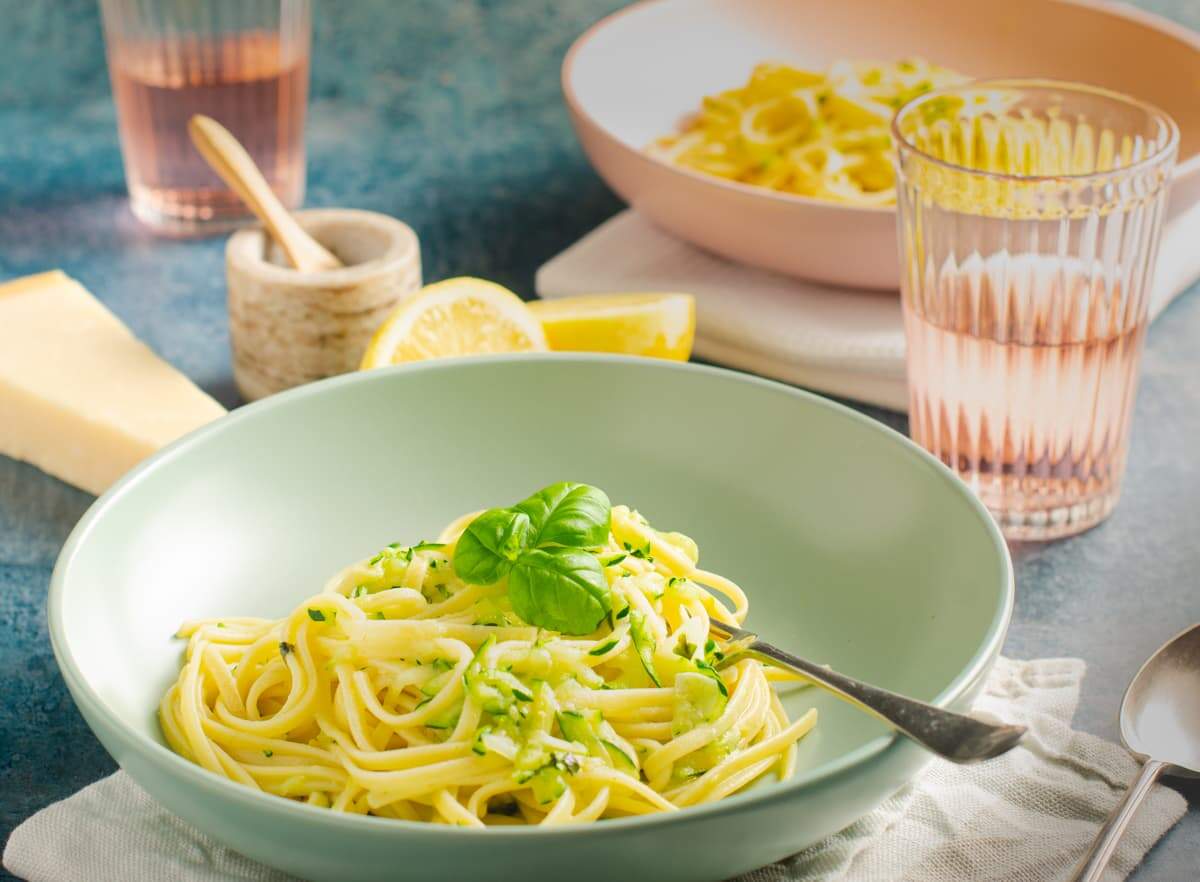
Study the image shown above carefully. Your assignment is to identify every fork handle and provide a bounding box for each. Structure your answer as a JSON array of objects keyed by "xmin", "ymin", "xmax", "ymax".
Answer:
[
  {"xmin": 1070, "ymin": 759, "xmax": 1167, "ymax": 882},
  {"xmin": 725, "ymin": 639, "xmax": 1025, "ymax": 763}
]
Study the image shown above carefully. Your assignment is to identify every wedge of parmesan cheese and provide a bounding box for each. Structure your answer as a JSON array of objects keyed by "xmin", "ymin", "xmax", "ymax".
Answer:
[{"xmin": 0, "ymin": 271, "xmax": 226, "ymax": 495}]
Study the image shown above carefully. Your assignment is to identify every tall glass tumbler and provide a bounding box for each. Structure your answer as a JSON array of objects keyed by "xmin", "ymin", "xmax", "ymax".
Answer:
[
  {"xmin": 893, "ymin": 81, "xmax": 1178, "ymax": 540},
  {"xmin": 99, "ymin": 0, "xmax": 311, "ymax": 234}
]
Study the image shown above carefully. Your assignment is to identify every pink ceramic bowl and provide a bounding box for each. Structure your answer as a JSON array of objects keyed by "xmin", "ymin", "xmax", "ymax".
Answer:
[{"xmin": 563, "ymin": 0, "xmax": 1200, "ymax": 289}]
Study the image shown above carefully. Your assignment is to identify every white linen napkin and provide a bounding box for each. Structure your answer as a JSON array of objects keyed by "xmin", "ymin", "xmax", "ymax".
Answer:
[
  {"xmin": 3, "ymin": 657, "xmax": 1186, "ymax": 882},
  {"xmin": 535, "ymin": 207, "xmax": 1200, "ymax": 411}
]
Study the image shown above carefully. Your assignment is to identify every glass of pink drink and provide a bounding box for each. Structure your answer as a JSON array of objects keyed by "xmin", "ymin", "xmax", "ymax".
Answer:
[
  {"xmin": 893, "ymin": 81, "xmax": 1178, "ymax": 540},
  {"xmin": 99, "ymin": 0, "xmax": 311, "ymax": 235}
]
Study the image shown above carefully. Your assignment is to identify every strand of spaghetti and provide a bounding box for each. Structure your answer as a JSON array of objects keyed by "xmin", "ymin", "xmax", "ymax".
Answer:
[
  {"xmin": 571, "ymin": 785, "xmax": 610, "ymax": 823},
  {"xmin": 611, "ymin": 721, "xmax": 673, "ymax": 740},
  {"xmin": 178, "ymin": 650, "xmax": 225, "ymax": 774},
  {"xmin": 242, "ymin": 764, "xmax": 349, "ymax": 786},
  {"xmin": 331, "ymin": 784, "xmax": 363, "ymax": 812},
  {"xmin": 691, "ymin": 568, "xmax": 749, "ymax": 622},
  {"xmin": 319, "ymin": 718, "xmax": 472, "ymax": 769},
  {"xmin": 437, "ymin": 510, "xmax": 482, "ymax": 544},
  {"xmin": 336, "ymin": 748, "xmax": 508, "ymax": 802},
  {"xmin": 433, "ymin": 789, "xmax": 484, "ymax": 827},
  {"xmin": 353, "ymin": 588, "xmax": 426, "ymax": 617},
  {"xmin": 695, "ymin": 755, "xmax": 781, "ymax": 805},
  {"xmin": 176, "ymin": 617, "xmax": 274, "ymax": 638},
  {"xmin": 574, "ymin": 767, "xmax": 678, "ymax": 813},
  {"xmin": 411, "ymin": 583, "xmax": 506, "ymax": 620},
  {"xmin": 401, "ymin": 555, "xmax": 430, "ymax": 590},
  {"xmin": 565, "ymin": 684, "xmax": 673, "ymax": 715},
  {"xmin": 210, "ymin": 737, "xmax": 261, "ymax": 788},
  {"xmin": 351, "ymin": 641, "xmax": 471, "ymax": 728},
  {"xmin": 158, "ymin": 685, "xmax": 192, "ymax": 761},
  {"xmin": 338, "ymin": 619, "xmax": 538, "ymax": 654},
  {"xmin": 450, "ymin": 693, "xmax": 482, "ymax": 743},
  {"xmin": 335, "ymin": 664, "xmax": 377, "ymax": 752},
  {"xmin": 606, "ymin": 793, "xmax": 666, "ymax": 816},
  {"xmin": 673, "ymin": 709, "xmax": 818, "ymax": 806},
  {"xmin": 233, "ymin": 631, "xmax": 288, "ymax": 695},
  {"xmin": 770, "ymin": 690, "xmax": 798, "ymax": 779},
  {"xmin": 199, "ymin": 716, "xmax": 340, "ymax": 765},
  {"xmin": 539, "ymin": 787, "xmax": 576, "ymax": 825},
  {"xmin": 243, "ymin": 663, "xmax": 288, "ymax": 721},
  {"xmin": 367, "ymin": 765, "xmax": 512, "ymax": 812},
  {"xmin": 215, "ymin": 621, "xmax": 321, "ymax": 736},
  {"xmin": 465, "ymin": 777, "xmax": 525, "ymax": 817}
]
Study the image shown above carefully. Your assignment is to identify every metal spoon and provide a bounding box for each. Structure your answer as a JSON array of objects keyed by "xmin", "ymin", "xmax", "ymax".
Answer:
[
  {"xmin": 1070, "ymin": 623, "xmax": 1200, "ymax": 882},
  {"xmin": 710, "ymin": 619, "xmax": 1026, "ymax": 763}
]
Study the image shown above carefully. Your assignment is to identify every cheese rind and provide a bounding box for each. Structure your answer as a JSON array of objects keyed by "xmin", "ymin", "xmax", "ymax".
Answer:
[{"xmin": 0, "ymin": 271, "xmax": 227, "ymax": 495}]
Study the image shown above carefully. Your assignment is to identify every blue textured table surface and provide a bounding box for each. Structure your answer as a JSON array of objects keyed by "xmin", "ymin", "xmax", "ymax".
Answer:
[{"xmin": 1, "ymin": 1, "xmax": 1198, "ymax": 879}]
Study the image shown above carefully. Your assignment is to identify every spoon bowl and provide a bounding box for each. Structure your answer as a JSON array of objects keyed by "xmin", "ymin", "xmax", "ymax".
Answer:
[
  {"xmin": 1121, "ymin": 622, "xmax": 1200, "ymax": 776},
  {"xmin": 1072, "ymin": 622, "xmax": 1200, "ymax": 881}
]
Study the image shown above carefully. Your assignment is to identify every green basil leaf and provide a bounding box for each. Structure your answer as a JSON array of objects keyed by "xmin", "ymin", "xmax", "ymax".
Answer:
[
  {"xmin": 514, "ymin": 482, "xmax": 611, "ymax": 549},
  {"xmin": 453, "ymin": 508, "xmax": 533, "ymax": 585},
  {"xmin": 508, "ymin": 547, "xmax": 612, "ymax": 635}
]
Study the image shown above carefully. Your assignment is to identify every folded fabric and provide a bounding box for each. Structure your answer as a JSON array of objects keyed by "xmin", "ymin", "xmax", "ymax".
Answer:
[
  {"xmin": 535, "ymin": 207, "xmax": 1200, "ymax": 411},
  {"xmin": 3, "ymin": 656, "xmax": 1185, "ymax": 882}
]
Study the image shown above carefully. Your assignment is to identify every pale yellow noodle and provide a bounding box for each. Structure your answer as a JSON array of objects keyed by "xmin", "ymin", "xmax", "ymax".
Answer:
[{"xmin": 159, "ymin": 503, "xmax": 817, "ymax": 825}]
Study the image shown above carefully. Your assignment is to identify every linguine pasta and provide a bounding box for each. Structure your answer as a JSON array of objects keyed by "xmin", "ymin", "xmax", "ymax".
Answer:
[
  {"xmin": 649, "ymin": 59, "xmax": 966, "ymax": 206},
  {"xmin": 160, "ymin": 489, "xmax": 816, "ymax": 826}
]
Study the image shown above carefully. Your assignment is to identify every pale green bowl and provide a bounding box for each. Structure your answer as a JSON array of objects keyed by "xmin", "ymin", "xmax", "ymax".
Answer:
[{"xmin": 49, "ymin": 355, "xmax": 1012, "ymax": 882}]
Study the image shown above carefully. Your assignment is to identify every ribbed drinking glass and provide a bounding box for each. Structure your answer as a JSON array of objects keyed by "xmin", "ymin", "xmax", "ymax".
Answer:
[
  {"xmin": 99, "ymin": 0, "xmax": 311, "ymax": 234},
  {"xmin": 893, "ymin": 80, "xmax": 1178, "ymax": 540}
]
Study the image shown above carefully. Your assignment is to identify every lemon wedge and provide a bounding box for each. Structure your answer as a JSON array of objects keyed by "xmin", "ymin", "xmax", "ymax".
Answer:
[
  {"xmin": 360, "ymin": 277, "xmax": 547, "ymax": 369},
  {"xmin": 528, "ymin": 293, "xmax": 695, "ymax": 361}
]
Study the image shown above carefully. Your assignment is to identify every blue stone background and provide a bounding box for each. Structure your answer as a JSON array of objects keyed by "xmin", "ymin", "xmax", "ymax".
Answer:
[{"xmin": 0, "ymin": 1, "xmax": 1198, "ymax": 879}]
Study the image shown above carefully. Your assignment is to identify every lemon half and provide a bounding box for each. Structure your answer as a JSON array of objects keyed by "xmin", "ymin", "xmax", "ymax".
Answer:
[
  {"xmin": 529, "ymin": 293, "xmax": 695, "ymax": 361},
  {"xmin": 360, "ymin": 277, "xmax": 547, "ymax": 369}
]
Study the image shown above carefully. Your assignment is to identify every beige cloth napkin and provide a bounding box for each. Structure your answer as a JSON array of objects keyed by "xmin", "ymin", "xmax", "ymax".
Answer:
[
  {"xmin": 535, "ymin": 207, "xmax": 1200, "ymax": 411},
  {"xmin": 3, "ymin": 657, "xmax": 1186, "ymax": 882}
]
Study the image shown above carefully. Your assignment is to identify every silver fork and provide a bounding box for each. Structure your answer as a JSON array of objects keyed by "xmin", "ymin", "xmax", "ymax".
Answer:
[{"xmin": 709, "ymin": 619, "xmax": 1025, "ymax": 763}]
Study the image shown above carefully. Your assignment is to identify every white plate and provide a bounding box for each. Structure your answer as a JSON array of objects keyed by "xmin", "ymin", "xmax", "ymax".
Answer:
[{"xmin": 564, "ymin": 0, "xmax": 1200, "ymax": 289}]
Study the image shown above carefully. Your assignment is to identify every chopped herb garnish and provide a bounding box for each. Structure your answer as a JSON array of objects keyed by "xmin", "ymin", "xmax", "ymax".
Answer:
[
  {"xmin": 216, "ymin": 622, "xmax": 226, "ymax": 628},
  {"xmin": 351, "ymin": 585, "xmax": 368, "ymax": 598},
  {"xmin": 668, "ymin": 576, "xmax": 685, "ymax": 588},
  {"xmin": 589, "ymin": 640, "xmax": 619, "ymax": 656},
  {"xmin": 279, "ymin": 642, "xmax": 293, "ymax": 657},
  {"xmin": 621, "ymin": 569, "xmax": 633, "ymax": 577},
  {"xmin": 601, "ymin": 553, "xmax": 627, "ymax": 567},
  {"xmin": 512, "ymin": 688, "xmax": 534, "ymax": 702},
  {"xmin": 630, "ymin": 541, "xmax": 654, "ymax": 561},
  {"xmin": 615, "ymin": 606, "xmax": 630, "ymax": 620},
  {"xmin": 369, "ymin": 552, "xmax": 385, "ymax": 566},
  {"xmin": 307, "ymin": 608, "xmax": 326, "ymax": 622},
  {"xmin": 263, "ymin": 749, "xmax": 274, "ymax": 758},
  {"xmin": 371, "ymin": 611, "xmax": 386, "ymax": 620}
]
